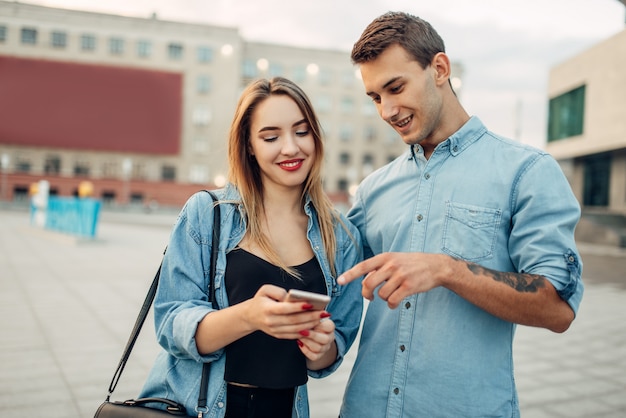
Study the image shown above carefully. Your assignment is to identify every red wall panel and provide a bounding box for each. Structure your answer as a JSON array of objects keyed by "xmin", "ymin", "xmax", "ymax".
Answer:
[{"xmin": 0, "ymin": 56, "xmax": 182, "ymax": 154}]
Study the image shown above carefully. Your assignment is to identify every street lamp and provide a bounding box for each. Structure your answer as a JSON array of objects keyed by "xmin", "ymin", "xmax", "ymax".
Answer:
[
  {"xmin": 122, "ymin": 158, "xmax": 132, "ymax": 205},
  {"xmin": 1, "ymin": 153, "xmax": 9, "ymax": 201}
]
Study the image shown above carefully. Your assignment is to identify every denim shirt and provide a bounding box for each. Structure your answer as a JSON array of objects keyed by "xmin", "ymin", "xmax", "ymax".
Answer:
[
  {"xmin": 340, "ymin": 117, "xmax": 583, "ymax": 418},
  {"xmin": 139, "ymin": 185, "xmax": 363, "ymax": 418}
]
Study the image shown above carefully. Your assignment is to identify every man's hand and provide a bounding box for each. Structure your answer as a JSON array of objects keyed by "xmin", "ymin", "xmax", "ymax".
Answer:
[{"xmin": 338, "ymin": 252, "xmax": 447, "ymax": 309}]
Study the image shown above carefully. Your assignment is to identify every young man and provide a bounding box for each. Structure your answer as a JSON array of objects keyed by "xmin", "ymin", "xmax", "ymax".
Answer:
[{"xmin": 337, "ymin": 11, "xmax": 584, "ymax": 417}]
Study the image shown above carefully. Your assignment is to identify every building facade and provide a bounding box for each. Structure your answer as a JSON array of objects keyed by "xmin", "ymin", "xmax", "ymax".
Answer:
[
  {"xmin": 546, "ymin": 28, "xmax": 626, "ymax": 216},
  {"xmin": 0, "ymin": 1, "xmax": 463, "ymax": 209}
]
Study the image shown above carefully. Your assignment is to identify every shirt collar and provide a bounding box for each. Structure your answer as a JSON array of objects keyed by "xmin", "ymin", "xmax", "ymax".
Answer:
[
  {"xmin": 409, "ymin": 115, "xmax": 487, "ymax": 158},
  {"xmin": 445, "ymin": 116, "xmax": 487, "ymax": 156}
]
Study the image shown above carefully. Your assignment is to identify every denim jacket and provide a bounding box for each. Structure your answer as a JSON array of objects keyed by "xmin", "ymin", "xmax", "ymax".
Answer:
[
  {"xmin": 139, "ymin": 184, "xmax": 363, "ymax": 418},
  {"xmin": 340, "ymin": 116, "xmax": 583, "ymax": 417}
]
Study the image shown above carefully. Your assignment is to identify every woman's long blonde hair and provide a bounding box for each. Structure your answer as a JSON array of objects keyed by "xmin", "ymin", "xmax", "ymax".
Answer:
[{"xmin": 227, "ymin": 77, "xmax": 340, "ymax": 277}]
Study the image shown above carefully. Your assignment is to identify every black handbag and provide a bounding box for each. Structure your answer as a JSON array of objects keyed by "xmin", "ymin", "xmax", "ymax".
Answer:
[{"xmin": 94, "ymin": 191, "xmax": 221, "ymax": 418}]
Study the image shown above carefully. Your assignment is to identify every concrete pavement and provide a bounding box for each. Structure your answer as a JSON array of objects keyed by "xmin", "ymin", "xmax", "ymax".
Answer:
[{"xmin": 0, "ymin": 207, "xmax": 625, "ymax": 417}]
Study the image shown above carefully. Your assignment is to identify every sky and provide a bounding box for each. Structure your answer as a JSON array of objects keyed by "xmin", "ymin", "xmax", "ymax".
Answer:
[{"xmin": 26, "ymin": 0, "xmax": 626, "ymax": 149}]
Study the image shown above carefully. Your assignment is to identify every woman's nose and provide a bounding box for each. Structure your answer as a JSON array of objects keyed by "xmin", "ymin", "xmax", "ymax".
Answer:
[{"xmin": 281, "ymin": 134, "xmax": 299, "ymax": 155}]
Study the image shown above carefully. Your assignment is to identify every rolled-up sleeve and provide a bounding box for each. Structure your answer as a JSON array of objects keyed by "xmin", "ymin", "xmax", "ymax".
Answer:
[{"xmin": 509, "ymin": 154, "xmax": 584, "ymax": 314}]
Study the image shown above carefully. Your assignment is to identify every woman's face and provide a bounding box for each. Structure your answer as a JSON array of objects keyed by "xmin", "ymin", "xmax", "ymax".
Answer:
[{"xmin": 248, "ymin": 95, "xmax": 316, "ymax": 191}]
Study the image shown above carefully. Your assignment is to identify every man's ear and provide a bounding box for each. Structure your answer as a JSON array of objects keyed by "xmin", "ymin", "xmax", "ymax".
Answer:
[{"xmin": 431, "ymin": 52, "xmax": 451, "ymax": 86}]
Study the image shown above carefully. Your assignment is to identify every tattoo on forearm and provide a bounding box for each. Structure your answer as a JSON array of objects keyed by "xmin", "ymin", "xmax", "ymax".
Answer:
[{"xmin": 465, "ymin": 263, "xmax": 546, "ymax": 293}]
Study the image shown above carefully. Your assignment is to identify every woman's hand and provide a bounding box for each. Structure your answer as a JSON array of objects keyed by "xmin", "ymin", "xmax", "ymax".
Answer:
[
  {"xmin": 196, "ymin": 284, "xmax": 332, "ymax": 354},
  {"xmin": 243, "ymin": 284, "xmax": 327, "ymax": 340},
  {"xmin": 299, "ymin": 318, "xmax": 337, "ymax": 368}
]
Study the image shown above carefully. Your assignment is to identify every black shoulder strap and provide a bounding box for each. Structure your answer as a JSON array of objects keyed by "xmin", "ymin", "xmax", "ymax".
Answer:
[
  {"xmin": 197, "ymin": 190, "xmax": 220, "ymax": 414},
  {"xmin": 206, "ymin": 190, "xmax": 220, "ymax": 308}
]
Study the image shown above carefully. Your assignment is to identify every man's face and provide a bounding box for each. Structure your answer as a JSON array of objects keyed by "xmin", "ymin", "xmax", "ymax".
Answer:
[{"xmin": 360, "ymin": 44, "xmax": 444, "ymax": 148}]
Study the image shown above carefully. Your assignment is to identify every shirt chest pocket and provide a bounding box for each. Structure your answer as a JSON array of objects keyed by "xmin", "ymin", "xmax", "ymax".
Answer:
[{"xmin": 442, "ymin": 202, "xmax": 502, "ymax": 262}]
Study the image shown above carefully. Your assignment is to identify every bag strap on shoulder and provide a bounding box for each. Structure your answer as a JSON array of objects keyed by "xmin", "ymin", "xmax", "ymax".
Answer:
[{"xmin": 104, "ymin": 190, "xmax": 221, "ymax": 418}]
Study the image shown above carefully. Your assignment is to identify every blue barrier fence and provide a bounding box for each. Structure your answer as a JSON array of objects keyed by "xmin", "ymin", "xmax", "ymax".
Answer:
[{"xmin": 36, "ymin": 197, "xmax": 102, "ymax": 238}]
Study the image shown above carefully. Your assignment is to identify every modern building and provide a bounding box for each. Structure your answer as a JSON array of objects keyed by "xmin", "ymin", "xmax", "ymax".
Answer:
[
  {"xmin": 546, "ymin": 26, "xmax": 626, "ymax": 245},
  {"xmin": 0, "ymin": 1, "xmax": 463, "ymax": 209}
]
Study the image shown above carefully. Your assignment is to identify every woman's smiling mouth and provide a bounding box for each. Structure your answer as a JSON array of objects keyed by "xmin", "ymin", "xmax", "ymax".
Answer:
[{"xmin": 278, "ymin": 159, "xmax": 304, "ymax": 171}]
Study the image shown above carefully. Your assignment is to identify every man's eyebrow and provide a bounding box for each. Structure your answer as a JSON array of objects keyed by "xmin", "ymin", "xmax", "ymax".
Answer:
[{"xmin": 366, "ymin": 76, "xmax": 402, "ymax": 97}]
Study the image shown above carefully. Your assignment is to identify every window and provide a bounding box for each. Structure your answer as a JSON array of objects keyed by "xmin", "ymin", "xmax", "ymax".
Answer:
[
  {"xmin": 168, "ymin": 43, "xmax": 183, "ymax": 60},
  {"xmin": 13, "ymin": 186, "xmax": 29, "ymax": 201},
  {"xmin": 339, "ymin": 152, "xmax": 350, "ymax": 165},
  {"xmin": 74, "ymin": 162, "xmax": 90, "ymax": 176},
  {"xmin": 340, "ymin": 124, "xmax": 353, "ymax": 142},
  {"xmin": 315, "ymin": 95, "xmax": 332, "ymax": 113},
  {"xmin": 51, "ymin": 31, "xmax": 67, "ymax": 48},
  {"xmin": 130, "ymin": 192, "xmax": 144, "ymax": 204},
  {"xmin": 364, "ymin": 126, "xmax": 377, "ymax": 142},
  {"xmin": 101, "ymin": 162, "xmax": 117, "ymax": 178},
  {"xmin": 21, "ymin": 27, "xmax": 37, "ymax": 44},
  {"xmin": 189, "ymin": 165, "xmax": 209, "ymax": 184},
  {"xmin": 0, "ymin": 25, "xmax": 7, "ymax": 42},
  {"xmin": 109, "ymin": 37, "xmax": 124, "ymax": 55},
  {"xmin": 362, "ymin": 154, "xmax": 375, "ymax": 177},
  {"xmin": 44, "ymin": 156, "xmax": 61, "ymax": 175},
  {"xmin": 362, "ymin": 99, "xmax": 376, "ymax": 116},
  {"xmin": 342, "ymin": 70, "xmax": 355, "ymax": 87},
  {"xmin": 269, "ymin": 63, "xmax": 284, "ymax": 78},
  {"xmin": 132, "ymin": 162, "xmax": 147, "ymax": 180},
  {"xmin": 161, "ymin": 165, "xmax": 176, "ymax": 181},
  {"xmin": 340, "ymin": 97, "xmax": 354, "ymax": 113},
  {"xmin": 318, "ymin": 68, "xmax": 332, "ymax": 85},
  {"xmin": 197, "ymin": 46, "xmax": 213, "ymax": 63},
  {"xmin": 81, "ymin": 34, "xmax": 96, "ymax": 51},
  {"xmin": 292, "ymin": 66, "xmax": 306, "ymax": 83},
  {"xmin": 137, "ymin": 40, "xmax": 152, "ymax": 57},
  {"xmin": 192, "ymin": 137, "xmax": 209, "ymax": 153},
  {"xmin": 101, "ymin": 190, "xmax": 116, "ymax": 205},
  {"xmin": 16, "ymin": 160, "xmax": 31, "ymax": 173},
  {"xmin": 337, "ymin": 179, "xmax": 348, "ymax": 192},
  {"xmin": 547, "ymin": 85, "xmax": 585, "ymax": 142},
  {"xmin": 193, "ymin": 107, "xmax": 212, "ymax": 126},
  {"xmin": 242, "ymin": 59, "xmax": 257, "ymax": 79},
  {"xmin": 197, "ymin": 75, "xmax": 212, "ymax": 94},
  {"xmin": 583, "ymin": 153, "xmax": 610, "ymax": 207}
]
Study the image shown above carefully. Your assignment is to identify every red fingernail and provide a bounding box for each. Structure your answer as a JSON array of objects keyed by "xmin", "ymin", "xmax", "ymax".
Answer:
[
  {"xmin": 299, "ymin": 330, "xmax": 310, "ymax": 337},
  {"xmin": 320, "ymin": 312, "xmax": 331, "ymax": 318},
  {"xmin": 297, "ymin": 340, "xmax": 304, "ymax": 347},
  {"xmin": 302, "ymin": 303, "xmax": 314, "ymax": 310}
]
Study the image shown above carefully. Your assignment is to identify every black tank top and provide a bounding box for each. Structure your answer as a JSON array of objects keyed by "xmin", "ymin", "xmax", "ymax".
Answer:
[{"xmin": 224, "ymin": 248, "xmax": 327, "ymax": 389}]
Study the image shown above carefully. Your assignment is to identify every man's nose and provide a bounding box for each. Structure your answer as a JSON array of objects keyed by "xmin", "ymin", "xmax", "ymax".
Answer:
[{"xmin": 380, "ymin": 97, "xmax": 399, "ymax": 122}]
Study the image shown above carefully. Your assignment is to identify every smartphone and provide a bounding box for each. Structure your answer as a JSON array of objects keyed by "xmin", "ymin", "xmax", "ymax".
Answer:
[{"xmin": 285, "ymin": 289, "xmax": 330, "ymax": 311}]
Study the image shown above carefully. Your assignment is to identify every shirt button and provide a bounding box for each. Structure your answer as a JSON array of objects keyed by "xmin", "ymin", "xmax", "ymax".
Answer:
[
  {"xmin": 393, "ymin": 388, "xmax": 400, "ymax": 395},
  {"xmin": 218, "ymin": 402, "xmax": 224, "ymax": 408},
  {"xmin": 416, "ymin": 214, "xmax": 423, "ymax": 221},
  {"xmin": 400, "ymin": 344, "xmax": 406, "ymax": 352},
  {"xmin": 424, "ymin": 173, "xmax": 430, "ymax": 179},
  {"xmin": 568, "ymin": 255, "xmax": 575, "ymax": 262},
  {"xmin": 405, "ymin": 301, "xmax": 411, "ymax": 309},
  {"xmin": 453, "ymin": 145, "xmax": 458, "ymax": 152}
]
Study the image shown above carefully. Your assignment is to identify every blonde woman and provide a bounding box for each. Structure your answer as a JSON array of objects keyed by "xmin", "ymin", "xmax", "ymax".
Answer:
[{"xmin": 139, "ymin": 77, "xmax": 363, "ymax": 418}]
